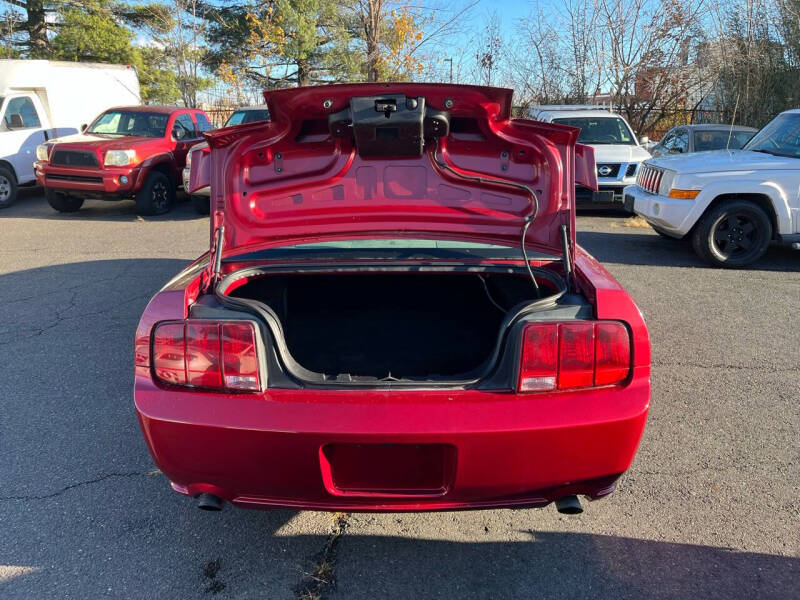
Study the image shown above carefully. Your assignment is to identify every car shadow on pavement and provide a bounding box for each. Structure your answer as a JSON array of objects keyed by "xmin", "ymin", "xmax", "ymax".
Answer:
[
  {"xmin": 0, "ymin": 187, "xmax": 205, "ymax": 223},
  {"xmin": 578, "ymin": 230, "xmax": 800, "ymax": 271},
  {"xmin": 330, "ymin": 529, "xmax": 798, "ymax": 600}
]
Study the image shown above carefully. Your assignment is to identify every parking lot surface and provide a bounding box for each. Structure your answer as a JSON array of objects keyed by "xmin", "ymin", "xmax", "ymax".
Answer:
[{"xmin": 1, "ymin": 192, "xmax": 797, "ymax": 599}]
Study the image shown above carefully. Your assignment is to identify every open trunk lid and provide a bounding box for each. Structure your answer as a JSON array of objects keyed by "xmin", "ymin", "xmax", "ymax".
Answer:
[{"xmin": 190, "ymin": 83, "xmax": 596, "ymax": 267}]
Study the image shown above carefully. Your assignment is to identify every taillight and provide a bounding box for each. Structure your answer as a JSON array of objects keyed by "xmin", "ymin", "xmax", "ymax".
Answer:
[
  {"xmin": 151, "ymin": 320, "xmax": 261, "ymax": 392},
  {"xmin": 518, "ymin": 321, "xmax": 630, "ymax": 392}
]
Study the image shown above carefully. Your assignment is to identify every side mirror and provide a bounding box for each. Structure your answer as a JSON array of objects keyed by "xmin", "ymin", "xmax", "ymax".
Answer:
[
  {"xmin": 638, "ymin": 135, "xmax": 649, "ymax": 145},
  {"xmin": 7, "ymin": 113, "xmax": 24, "ymax": 128},
  {"xmin": 80, "ymin": 123, "xmax": 88, "ymax": 133},
  {"xmin": 172, "ymin": 127, "xmax": 186, "ymax": 141}
]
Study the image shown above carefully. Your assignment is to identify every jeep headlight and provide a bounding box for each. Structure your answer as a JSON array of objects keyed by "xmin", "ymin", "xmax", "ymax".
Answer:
[
  {"xmin": 36, "ymin": 144, "xmax": 50, "ymax": 161},
  {"xmin": 658, "ymin": 169, "xmax": 676, "ymax": 196},
  {"xmin": 104, "ymin": 149, "xmax": 137, "ymax": 167}
]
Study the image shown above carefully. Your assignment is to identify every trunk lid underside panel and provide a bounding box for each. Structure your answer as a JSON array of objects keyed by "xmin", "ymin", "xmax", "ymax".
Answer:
[{"xmin": 192, "ymin": 84, "xmax": 593, "ymax": 259}]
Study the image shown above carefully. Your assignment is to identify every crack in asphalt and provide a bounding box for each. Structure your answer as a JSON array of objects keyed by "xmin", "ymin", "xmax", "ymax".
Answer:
[
  {"xmin": 0, "ymin": 293, "xmax": 152, "ymax": 345},
  {"xmin": 652, "ymin": 360, "xmax": 799, "ymax": 373},
  {"xmin": 294, "ymin": 513, "xmax": 350, "ymax": 600},
  {"xmin": 0, "ymin": 470, "xmax": 160, "ymax": 502}
]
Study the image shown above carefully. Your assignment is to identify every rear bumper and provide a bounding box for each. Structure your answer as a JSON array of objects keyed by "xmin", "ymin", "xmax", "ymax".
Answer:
[
  {"xmin": 134, "ymin": 373, "xmax": 650, "ymax": 511},
  {"xmin": 35, "ymin": 162, "xmax": 141, "ymax": 197}
]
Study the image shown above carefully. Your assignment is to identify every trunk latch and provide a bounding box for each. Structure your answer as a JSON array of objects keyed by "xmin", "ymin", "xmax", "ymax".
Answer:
[{"xmin": 329, "ymin": 94, "xmax": 449, "ymax": 158}]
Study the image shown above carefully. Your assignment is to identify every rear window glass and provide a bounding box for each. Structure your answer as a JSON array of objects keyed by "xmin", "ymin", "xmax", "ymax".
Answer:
[
  {"xmin": 693, "ymin": 130, "xmax": 753, "ymax": 151},
  {"xmin": 225, "ymin": 109, "xmax": 270, "ymax": 126}
]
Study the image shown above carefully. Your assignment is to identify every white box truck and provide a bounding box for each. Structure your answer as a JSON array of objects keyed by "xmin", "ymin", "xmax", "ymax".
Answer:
[{"xmin": 0, "ymin": 59, "xmax": 140, "ymax": 208}]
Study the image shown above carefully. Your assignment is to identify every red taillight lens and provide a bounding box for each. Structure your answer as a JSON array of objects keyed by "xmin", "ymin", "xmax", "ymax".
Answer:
[
  {"xmin": 518, "ymin": 321, "xmax": 630, "ymax": 393},
  {"xmin": 152, "ymin": 323, "xmax": 186, "ymax": 385},
  {"xmin": 594, "ymin": 322, "xmax": 631, "ymax": 386},
  {"xmin": 151, "ymin": 320, "xmax": 261, "ymax": 392},
  {"xmin": 221, "ymin": 322, "xmax": 260, "ymax": 391},
  {"xmin": 186, "ymin": 322, "xmax": 222, "ymax": 388},
  {"xmin": 557, "ymin": 323, "xmax": 595, "ymax": 389},
  {"xmin": 518, "ymin": 323, "xmax": 558, "ymax": 392}
]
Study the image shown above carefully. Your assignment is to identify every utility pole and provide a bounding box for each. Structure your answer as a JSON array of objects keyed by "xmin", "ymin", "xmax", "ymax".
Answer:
[{"xmin": 444, "ymin": 58, "xmax": 453, "ymax": 83}]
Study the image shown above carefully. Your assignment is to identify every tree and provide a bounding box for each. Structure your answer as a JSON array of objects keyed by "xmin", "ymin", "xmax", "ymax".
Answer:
[
  {"xmin": 474, "ymin": 11, "xmax": 501, "ymax": 86},
  {"xmin": 137, "ymin": 46, "xmax": 182, "ymax": 104},
  {"xmin": 130, "ymin": 0, "xmax": 212, "ymax": 107},
  {"xmin": 206, "ymin": 0, "xmax": 359, "ymax": 90},
  {"xmin": 1, "ymin": 0, "xmax": 55, "ymax": 56},
  {"xmin": 51, "ymin": 0, "xmax": 136, "ymax": 63}
]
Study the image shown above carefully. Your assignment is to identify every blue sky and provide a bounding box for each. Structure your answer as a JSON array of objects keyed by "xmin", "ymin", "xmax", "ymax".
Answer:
[{"xmin": 424, "ymin": 0, "xmax": 548, "ymax": 82}]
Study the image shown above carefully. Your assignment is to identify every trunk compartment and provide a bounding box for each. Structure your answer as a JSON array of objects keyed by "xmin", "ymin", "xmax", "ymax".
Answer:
[{"xmin": 228, "ymin": 271, "xmax": 542, "ymax": 380}]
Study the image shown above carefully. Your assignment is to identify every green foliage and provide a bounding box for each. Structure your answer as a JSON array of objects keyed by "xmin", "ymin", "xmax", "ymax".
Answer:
[
  {"xmin": 206, "ymin": 0, "xmax": 361, "ymax": 88},
  {"xmin": 51, "ymin": 0, "xmax": 136, "ymax": 63},
  {"xmin": 135, "ymin": 47, "xmax": 182, "ymax": 104}
]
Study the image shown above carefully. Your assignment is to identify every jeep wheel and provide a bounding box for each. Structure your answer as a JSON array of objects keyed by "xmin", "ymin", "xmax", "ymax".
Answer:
[
  {"xmin": 192, "ymin": 194, "xmax": 210, "ymax": 215},
  {"xmin": 136, "ymin": 171, "xmax": 175, "ymax": 216},
  {"xmin": 0, "ymin": 166, "xmax": 18, "ymax": 209},
  {"xmin": 691, "ymin": 200, "xmax": 772, "ymax": 268},
  {"xmin": 46, "ymin": 189, "xmax": 84, "ymax": 212}
]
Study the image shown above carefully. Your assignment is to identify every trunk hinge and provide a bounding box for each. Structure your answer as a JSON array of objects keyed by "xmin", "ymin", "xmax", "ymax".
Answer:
[{"xmin": 203, "ymin": 225, "xmax": 225, "ymax": 293}]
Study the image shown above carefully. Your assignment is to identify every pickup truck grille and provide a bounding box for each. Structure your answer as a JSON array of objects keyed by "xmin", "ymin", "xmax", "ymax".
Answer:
[
  {"xmin": 596, "ymin": 163, "xmax": 621, "ymax": 178},
  {"xmin": 636, "ymin": 165, "xmax": 663, "ymax": 194},
  {"xmin": 46, "ymin": 173, "xmax": 103, "ymax": 184},
  {"xmin": 50, "ymin": 150, "xmax": 99, "ymax": 168}
]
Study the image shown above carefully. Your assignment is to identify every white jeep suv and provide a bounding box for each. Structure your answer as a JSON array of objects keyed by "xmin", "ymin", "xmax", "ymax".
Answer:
[
  {"xmin": 624, "ymin": 109, "xmax": 800, "ymax": 268},
  {"xmin": 531, "ymin": 106, "xmax": 651, "ymax": 208}
]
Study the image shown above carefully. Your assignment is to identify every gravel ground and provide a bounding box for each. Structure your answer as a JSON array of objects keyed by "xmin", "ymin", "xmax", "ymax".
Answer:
[{"xmin": 0, "ymin": 192, "xmax": 797, "ymax": 599}]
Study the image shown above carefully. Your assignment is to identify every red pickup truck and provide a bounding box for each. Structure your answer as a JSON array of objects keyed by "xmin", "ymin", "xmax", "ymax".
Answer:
[
  {"xmin": 134, "ymin": 84, "xmax": 650, "ymax": 515},
  {"xmin": 35, "ymin": 105, "xmax": 212, "ymax": 215}
]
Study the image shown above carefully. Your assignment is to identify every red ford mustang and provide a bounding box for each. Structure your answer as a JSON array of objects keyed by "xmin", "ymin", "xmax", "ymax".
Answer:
[{"xmin": 134, "ymin": 84, "xmax": 650, "ymax": 514}]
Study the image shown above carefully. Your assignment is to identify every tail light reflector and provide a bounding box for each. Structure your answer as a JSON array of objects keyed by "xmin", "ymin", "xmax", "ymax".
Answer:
[
  {"xmin": 151, "ymin": 320, "xmax": 261, "ymax": 392},
  {"xmin": 518, "ymin": 321, "xmax": 630, "ymax": 392}
]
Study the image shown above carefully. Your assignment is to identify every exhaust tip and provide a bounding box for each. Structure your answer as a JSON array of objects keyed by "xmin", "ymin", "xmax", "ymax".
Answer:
[
  {"xmin": 196, "ymin": 493, "xmax": 224, "ymax": 511},
  {"xmin": 555, "ymin": 495, "xmax": 583, "ymax": 515}
]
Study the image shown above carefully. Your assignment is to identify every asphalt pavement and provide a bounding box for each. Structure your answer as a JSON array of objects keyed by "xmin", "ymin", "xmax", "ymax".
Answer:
[{"xmin": 0, "ymin": 191, "xmax": 797, "ymax": 599}]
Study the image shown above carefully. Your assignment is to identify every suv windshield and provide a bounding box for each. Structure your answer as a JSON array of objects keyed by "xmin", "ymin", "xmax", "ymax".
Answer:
[
  {"xmin": 552, "ymin": 116, "xmax": 636, "ymax": 145},
  {"xmin": 744, "ymin": 113, "xmax": 800, "ymax": 157},
  {"xmin": 225, "ymin": 109, "xmax": 270, "ymax": 126},
  {"xmin": 88, "ymin": 110, "xmax": 169, "ymax": 138}
]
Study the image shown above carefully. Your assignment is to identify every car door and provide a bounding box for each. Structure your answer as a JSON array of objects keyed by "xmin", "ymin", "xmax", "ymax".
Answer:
[
  {"xmin": 171, "ymin": 112, "xmax": 200, "ymax": 170},
  {"xmin": 0, "ymin": 95, "xmax": 47, "ymax": 183}
]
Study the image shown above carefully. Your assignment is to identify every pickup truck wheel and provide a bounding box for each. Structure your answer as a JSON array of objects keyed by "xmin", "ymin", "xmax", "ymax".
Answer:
[
  {"xmin": 46, "ymin": 189, "xmax": 84, "ymax": 212},
  {"xmin": 136, "ymin": 172, "xmax": 174, "ymax": 216},
  {"xmin": 0, "ymin": 167, "xmax": 18, "ymax": 209},
  {"xmin": 691, "ymin": 200, "xmax": 772, "ymax": 268},
  {"xmin": 192, "ymin": 194, "xmax": 210, "ymax": 215}
]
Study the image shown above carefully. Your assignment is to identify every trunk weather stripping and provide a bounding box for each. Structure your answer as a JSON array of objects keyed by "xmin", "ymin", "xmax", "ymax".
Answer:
[
  {"xmin": 431, "ymin": 139, "xmax": 542, "ymax": 297},
  {"xmin": 212, "ymin": 263, "xmax": 567, "ymax": 389}
]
